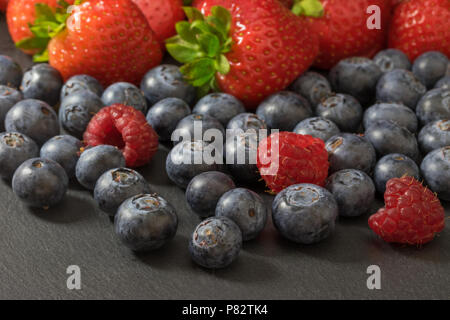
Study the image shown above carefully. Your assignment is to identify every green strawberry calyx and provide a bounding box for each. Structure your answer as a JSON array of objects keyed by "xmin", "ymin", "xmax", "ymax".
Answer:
[
  {"xmin": 15, "ymin": 0, "xmax": 83, "ymax": 62},
  {"xmin": 166, "ymin": 6, "xmax": 233, "ymax": 98},
  {"xmin": 292, "ymin": 0, "xmax": 324, "ymax": 17}
]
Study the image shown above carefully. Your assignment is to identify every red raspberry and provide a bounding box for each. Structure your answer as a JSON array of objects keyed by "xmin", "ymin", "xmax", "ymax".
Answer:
[
  {"xmin": 84, "ymin": 104, "xmax": 158, "ymax": 168},
  {"xmin": 369, "ymin": 177, "xmax": 445, "ymax": 245},
  {"xmin": 257, "ymin": 132, "xmax": 329, "ymax": 194}
]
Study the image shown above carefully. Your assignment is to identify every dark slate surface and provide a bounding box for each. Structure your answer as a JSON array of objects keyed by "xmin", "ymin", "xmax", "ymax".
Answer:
[{"xmin": 0, "ymin": 14, "xmax": 449, "ymax": 300}]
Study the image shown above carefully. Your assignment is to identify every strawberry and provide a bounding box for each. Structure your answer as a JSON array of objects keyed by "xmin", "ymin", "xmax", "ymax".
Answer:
[
  {"xmin": 0, "ymin": 0, "xmax": 9, "ymax": 12},
  {"xmin": 294, "ymin": 0, "xmax": 392, "ymax": 69},
  {"xmin": 6, "ymin": 0, "xmax": 74, "ymax": 54},
  {"xmin": 13, "ymin": 0, "xmax": 163, "ymax": 86},
  {"xmin": 278, "ymin": 0, "xmax": 294, "ymax": 7},
  {"xmin": 131, "ymin": 0, "xmax": 185, "ymax": 48},
  {"xmin": 168, "ymin": 0, "xmax": 319, "ymax": 109},
  {"xmin": 388, "ymin": 0, "xmax": 450, "ymax": 61}
]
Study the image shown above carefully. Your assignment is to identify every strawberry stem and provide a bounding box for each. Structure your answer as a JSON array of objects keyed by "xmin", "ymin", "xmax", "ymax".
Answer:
[
  {"xmin": 292, "ymin": 0, "xmax": 324, "ymax": 17},
  {"xmin": 15, "ymin": 0, "xmax": 83, "ymax": 62},
  {"xmin": 166, "ymin": 6, "xmax": 233, "ymax": 98}
]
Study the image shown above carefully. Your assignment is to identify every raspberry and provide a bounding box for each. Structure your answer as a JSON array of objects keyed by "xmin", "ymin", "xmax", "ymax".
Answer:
[
  {"xmin": 257, "ymin": 132, "xmax": 329, "ymax": 193},
  {"xmin": 84, "ymin": 104, "xmax": 158, "ymax": 168},
  {"xmin": 369, "ymin": 177, "xmax": 445, "ymax": 245}
]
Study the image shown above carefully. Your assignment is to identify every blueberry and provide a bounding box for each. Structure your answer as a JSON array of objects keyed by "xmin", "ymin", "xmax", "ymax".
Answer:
[
  {"xmin": 101, "ymin": 82, "xmax": 147, "ymax": 114},
  {"xmin": 146, "ymin": 97, "xmax": 191, "ymax": 141},
  {"xmin": 172, "ymin": 114, "xmax": 225, "ymax": 145},
  {"xmin": 256, "ymin": 91, "xmax": 313, "ymax": 131},
  {"xmin": 75, "ymin": 145, "xmax": 126, "ymax": 190},
  {"xmin": 60, "ymin": 75, "xmax": 103, "ymax": 101},
  {"xmin": 215, "ymin": 188, "xmax": 267, "ymax": 241},
  {"xmin": 12, "ymin": 158, "xmax": 68, "ymax": 208},
  {"xmin": 290, "ymin": 71, "xmax": 332, "ymax": 107},
  {"xmin": 5, "ymin": 99, "xmax": 59, "ymax": 146},
  {"xmin": 363, "ymin": 102, "xmax": 418, "ymax": 133},
  {"xmin": 0, "ymin": 55, "xmax": 22, "ymax": 88},
  {"xmin": 193, "ymin": 93, "xmax": 245, "ymax": 127},
  {"xmin": 364, "ymin": 120, "xmax": 420, "ymax": 162},
  {"xmin": 373, "ymin": 153, "xmax": 420, "ymax": 194},
  {"xmin": 325, "ymin": 169, "xmax": 375, "ymax": 217},
  {"xmin": 435, "ymin": 76, "xmax": 450, "ymax": 91},
  {"xmin": 0, "ymin": 85, "xmax": 22, "ymax": 132},
  {"xmin": 0, "ymin": 132, "xmax": 39, "ymax": 180},
  {"xmin": 326, "ymin": 133, "xmax": 376, "ymax": 174},
  {"xmin": 186, "ymin": 171, "xmax": 236, "ymax": 218},
  {"xmin": 329, "ymin": 57, "xmax": 382, "ymax": 105},
  {"xmin": 140, "ymin": 64, "xmax": 196, "ymax": 106},
  {"xmin": 115, "ymin": 194, "xmax": 178, "ymax": 251},
  {"xmin": 420, "ymin": 147, "xmax": 450, "ymax": 201},
  {"xmin": 20, "ymin": 64, "xmax": 63, "ymax": 106},
  {"xmin": 40, "ymin": 135, "xmax": 83, "ymax": 178},
  {"xmin": 224, "ymin": 132, "xmax": 260, "ymax": 184},
  {"xmin": 416, "ymin": 88, "xmax": 450, "ymax": 126},
  {"xmin": 376, "ymin": 69, "xmax": 426, "ymax": 110},
  {"xmin": 58, "ymin": 91, "xmax": 104, "ymax": 139},
  {"xmin": 272, "ymin": 184, "xmax": 338, "ymax": 244},
  {"xmin": 412, "ymin": 51, "xmax": 448, "ymax": 89},
  {"xmin": 94, "ymin": 168, "xmax": 150, "ymax": 216},
  {"xmin": 316, "ymin": 94, "xmax": 363, "ymax": 132},
  {"xmin": 227, "ymin": 113, "xmax": 267, "ymax": 138},
  {"xmin": 418, "ymin": 120, "xmax": 450, "ymax": 155},
  {"xmin": 293, "ymin": 117, "xmax": 340, "ymax": 142},
  {"xmin": 166, "ymin": 140, "xmax": 225, "ymax": 188},
  {"xmin": 373, "ymin": 49, "xmax": 411, "ymax": 73},
  {"xmin": 189, "ymin": 216, "xmax": 242, "ymax": 269}
]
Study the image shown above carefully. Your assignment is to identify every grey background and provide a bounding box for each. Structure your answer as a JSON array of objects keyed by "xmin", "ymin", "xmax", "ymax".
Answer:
[{"xmin": 0, "ymin": 13, "xmax": 449, "ymax": 300}]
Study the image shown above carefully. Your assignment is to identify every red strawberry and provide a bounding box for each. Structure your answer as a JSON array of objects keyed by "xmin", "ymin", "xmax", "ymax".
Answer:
[
  {"xmin": 278, "ymin": 0, "xmax": 293, "ymax": 8},
  {"xmin": 0, "ymin": 0, "xmax": 9, "ymax": 12},
  {"xmin": 6, "ymin": 0, "xmax": 74, "ymax": 54},
  {"xmin": 391, "ymin": 0, "xmax": 405, "ymax": 6},
  {"xmin": 257, "ymin": 132, "xmax": 329, "ymax": 194},
  {"xmin": 131, "ymin": 0, "xmax": 185, "ymax": 47},
  {"xmin": 13, "ymin": 0, "xmax": 163, "ymax": 86},
  {"xmin": 388, "ymin": 0, "xmax": 450, "ymax": 61},
  {"xmin": 168, "ymin": 0, "xmax": 319, "ymax": 109},
  {"xmin": 369, "ymin": 177, "xmax": 445, "ymax": 245},
  {"xmin": 295, "ymin": 0, "xmax": 392, "ymax": 69}
]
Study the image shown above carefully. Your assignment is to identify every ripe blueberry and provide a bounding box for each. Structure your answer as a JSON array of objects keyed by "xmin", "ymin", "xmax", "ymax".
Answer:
[
  {"xmin": 216, "ymin": 188, "xmax": 267, "ymax": 241},
  {"xmin": 189, "ymin": 216, "xmax": 242, "ymax": 269},
  {"xmin": 272, "ymin": 184, "xmax": 338, "ymax": 244},
  {"xmin": 186, "ymin": 171, "xmax": 235, "ymax": 218},
  {"xmin": 12, "ymin": 158, "xmax": 68, "ymax": 208},
  {"xmin": 115, "ymin": 194, "xmax": 178, "ymax": 251}
]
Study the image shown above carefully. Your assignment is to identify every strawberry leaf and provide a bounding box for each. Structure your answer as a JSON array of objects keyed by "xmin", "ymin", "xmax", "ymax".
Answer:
[
  {"xmin": 166, "ymin": 6, "xmax": 233, "ymax": 94},
  {"xmin": 210, "ymin": 6, "xmax": 231, "ymax": 34},
  {"xmin": 166, "ymin": 39, "xmax": 203, "ymax": 63},
  {"xmin": 35, "ymin": 3, "xmax": 57, "ymax": 23},
  {"xmin": 292, "ymin": 0, "xmax": 324, "ymax": 17},
  {"xmin": 183, "ymin": 6, "xmax": 204, "ymax": 22},
  {"xmin": 14, "ymin": 1, "xmax": 76, "ymax": 61},
  {"xmin": 175, "ymin": 21, "xmax": 197, "ymax": 44},
  {"xmin": 197, "ymin": 33, "xmax": 220, "ymax": 57},
  {"xmin": 34, "ymin": 49, "xmax": 50, "ymax": 62},
  {"xmin": 216, "ymin": 54, "xmax": 230, "ymax": 75},
  {"xmin": 181, "ymin": 58, "xmax": 216, "ymax": 87},
  {"xmin": 16, "ymin": 37, "xmax": 50, "ymax": 50}
]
